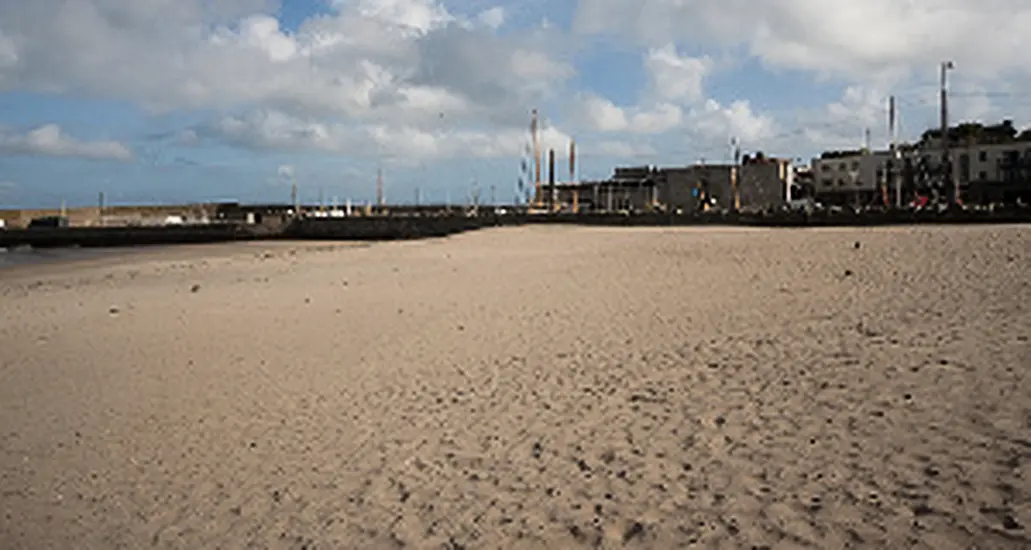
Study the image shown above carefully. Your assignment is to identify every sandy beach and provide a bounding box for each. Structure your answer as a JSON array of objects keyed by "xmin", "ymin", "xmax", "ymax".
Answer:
[{"xmin": 1, "ymin": 225, "xmax": 1029, "ymax": 549}]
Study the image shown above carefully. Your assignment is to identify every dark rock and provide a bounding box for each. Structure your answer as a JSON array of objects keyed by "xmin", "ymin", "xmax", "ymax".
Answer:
[
  {"xmin": 1002, "ymin": 515, "xmax": 1023, "ymax": 530},
  {"xmin": 912, "ymin": 503, "xmax": 934, "ymax": 516},
  {"xmin": 623, "ymin": 521, "xmax": 645, "ymax": 543}
]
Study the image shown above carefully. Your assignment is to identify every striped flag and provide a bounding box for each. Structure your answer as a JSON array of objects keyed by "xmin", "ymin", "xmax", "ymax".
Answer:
[{"xmin": 517, "ymin": 139, "xmax": 533, "ymax": 204}]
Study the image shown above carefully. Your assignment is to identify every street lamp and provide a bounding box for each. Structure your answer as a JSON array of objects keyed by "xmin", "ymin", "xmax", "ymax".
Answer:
[{"xmin": 940, "ymin": 60, "xmax": 957, "ymax": 204}]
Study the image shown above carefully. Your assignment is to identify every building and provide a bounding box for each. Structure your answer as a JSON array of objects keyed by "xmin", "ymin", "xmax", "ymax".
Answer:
[
  {"xmin": 810, "ymin": 149, "xmax": 893, "ymax": 206},
  {"xmin": 740, "ymin": 155, "xmax": 794, "ymax": 208},
  {"xmin": 899, "ymin": 120, "xmax": 1031, "ymax": 204},
  {"xmin": 553, "ymin": 175, "xmax": 658, "ymax": 213},
  {"xmin": 657, "ymin": 164, "xmax": 731, "ymax": 212},
  {"xmin": 551, "ymin": 159, "xmax": 791, "ymax": 213},
  {"xmin": 660, "ymin": 158, "xmax": 792, "ymax": 213}
]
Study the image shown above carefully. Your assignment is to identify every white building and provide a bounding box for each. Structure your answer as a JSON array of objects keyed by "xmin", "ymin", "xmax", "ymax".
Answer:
[{"xmin": 810, "ymin": 150, "xmax": 893, "ymax": 199}]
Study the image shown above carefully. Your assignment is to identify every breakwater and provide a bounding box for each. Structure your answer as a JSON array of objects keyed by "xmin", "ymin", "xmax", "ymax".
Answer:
[
  {"xmin": 0, "ymin": 223, "xmax": 259, "ymax": 249},
  {"xmin": 2, "ymin": 207, "xmax": 1029, "ymax": 250},
  {"xmin": 282, "ymin": 215, "xmax": 490, "ymax": 240},
  {"xmin": 286, "ymin": 206, "xmax": 1031, "ymax": 238}
]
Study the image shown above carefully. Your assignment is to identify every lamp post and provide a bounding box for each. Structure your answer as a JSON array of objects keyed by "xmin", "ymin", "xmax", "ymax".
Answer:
[{"xmin": 940, "ymin": 60, "xmax": 956, "ymax": 205}]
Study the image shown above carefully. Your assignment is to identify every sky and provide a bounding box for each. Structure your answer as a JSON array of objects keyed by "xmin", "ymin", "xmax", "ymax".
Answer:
[{"xmin": 2, "ymin": 0, "xmax": 1031, "ymax": 208}]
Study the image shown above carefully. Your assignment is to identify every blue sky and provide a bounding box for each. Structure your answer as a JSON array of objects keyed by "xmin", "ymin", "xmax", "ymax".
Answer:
[{"xmin": 1, "ymin": 0, "xmax": 1030, "ymax": 208}]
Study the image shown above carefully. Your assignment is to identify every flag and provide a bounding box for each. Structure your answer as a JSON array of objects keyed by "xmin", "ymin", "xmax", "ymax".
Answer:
[{"xmin": 517, "ymin": 138, "xmax": 532, "ymax": 202}]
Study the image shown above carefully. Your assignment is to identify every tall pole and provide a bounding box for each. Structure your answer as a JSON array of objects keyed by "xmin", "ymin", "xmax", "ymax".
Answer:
[
  {"xmin": 569, "ymin": 139, "xmax": 578, "ymax": 213},
  {"xmin": 569, "ymin": 139, "xmax": 576, "ymax": 183},
  {"xmin": 731, "ymin": 138, "xmax": 741, "ymax": 212},
  {"xmin": 548, "ymin": 148, "xmax": 556, "ymax": 212},
  {"xmin": 889, "ymin": 95, "xmax": 901, "ymax": 208},
  {"xmin": 531, "ymin": 109, "xmax": 541, "ymax": 208},
  {"xmin": 97, "ymin": 191, "xmax": 105, "ymax": 226},
  {"xmin": 376, "ymin": 165, "xmax": 384, "ymax": 209},
  {"xmin": 291, "ymin": 174, "xmax": 299, "ymax": 217},
  {"xmin": 940, "ymin": 60, "xmax": 956, "ymax": 204},
  {"xmin": 473, "ymin": 179, "xmax": 480, "ymax": 215}
]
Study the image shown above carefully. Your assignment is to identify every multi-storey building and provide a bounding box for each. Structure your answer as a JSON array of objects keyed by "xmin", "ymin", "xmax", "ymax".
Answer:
[
  {"xmin": 810, "ymin": 149, "xmax": 894, "ymax": 206},
  {"xmin": 553, "ymin": 158, "xmax": 793, "ymax": 213}
]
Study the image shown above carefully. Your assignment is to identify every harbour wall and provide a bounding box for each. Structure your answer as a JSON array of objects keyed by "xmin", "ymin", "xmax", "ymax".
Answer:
[{"xmin": 2, "ymin": 207, "xmax": 1030, "ymax": 249}]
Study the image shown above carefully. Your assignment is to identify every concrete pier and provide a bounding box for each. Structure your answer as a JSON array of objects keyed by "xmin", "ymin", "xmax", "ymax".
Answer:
[
  {"xmin": 1, "ymin": 207, "xmax": 1029, "ymax": 250},
  {"xmin": 0, "ymin": 223, "xmax": 258, "ymax": 249}
]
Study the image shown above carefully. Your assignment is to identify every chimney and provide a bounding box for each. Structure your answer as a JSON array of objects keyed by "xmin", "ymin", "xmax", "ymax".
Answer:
[
  {"xmin": 569, "ymin": 139, "xmax": 576, "ymax": 183},
  {"xmin": 548, "ymin": 149, "xmax": 556, "ymax": 211},
  {"xmin": 548, "ymin": 149, "xmax": 555, "ymax": 186}
]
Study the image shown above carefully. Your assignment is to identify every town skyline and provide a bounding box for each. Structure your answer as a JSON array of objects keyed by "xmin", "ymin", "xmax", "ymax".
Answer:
[{"xmin": 2, "ymin": 0, "xmax": 1031, "ymax": 208}]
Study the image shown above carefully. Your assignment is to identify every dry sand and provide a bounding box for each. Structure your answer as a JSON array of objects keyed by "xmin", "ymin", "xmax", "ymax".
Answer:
[{"xmin": 1, "ymin": 225, "xmax": 1029, "ymax": 549}]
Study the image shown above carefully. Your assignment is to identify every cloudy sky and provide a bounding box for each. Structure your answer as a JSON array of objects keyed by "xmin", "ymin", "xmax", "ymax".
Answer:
[{"xmin": 1, "ymin": 0, "xmax": 1030, "ymax": 207}]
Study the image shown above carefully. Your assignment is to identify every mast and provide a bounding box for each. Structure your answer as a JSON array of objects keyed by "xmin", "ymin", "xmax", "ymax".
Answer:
[
  {"xmin": 570, "ymin": 138, "xmax": 578, "ymax": 213},
  {"xmin": 376, "ymin": 165, "xmax": 384, "ymax": 208},
  {"xmin": 531, "ymin": 109, "xmax": 541, "ymax": 207}
]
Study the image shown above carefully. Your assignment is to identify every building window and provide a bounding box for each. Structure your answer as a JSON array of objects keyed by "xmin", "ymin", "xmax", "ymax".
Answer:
[
  {"xmin": 979, "ymin": 171, "xmax": 987, "ymax": 180},
  {"xmin": 838, "ymin": 179, "xmax": 847, "ymax": 186},
  {"xmin": 839, "ymin": 163, "xmax": 847, "ymax": 172},
  {"xmin": 822, "ymin": 179, "xmax": 833, "ymax": 187},
  {"xmin": 979, "ymin": 151, "xmax": 988, "ymax": 162},
  {"xmin": 850, "ymin": 161, "xmax": 860, "ymax": 170},
  {"xmin": 821, "ymin": 164, "xmax": 831, "ymax": 172}
]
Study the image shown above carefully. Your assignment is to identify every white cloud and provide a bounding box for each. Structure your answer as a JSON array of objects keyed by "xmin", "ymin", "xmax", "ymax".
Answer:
[
  {"xmin": 570, "ymin": 0, "xmax": 1031, "ymax": 159},
  {"xmin": 644, "ymin": 44, "xmax": 711, "ymax": 103},
  {"xmin": 690, "ymin": 99, "xmax": 774, "ymax": 145},
  {"xmin": 593, "ymin": 140, "xmax": 658, "ymax": 159},
  {"xmin": 576, "ymin": 94, "xmax": 629, "ymax": 132},
  {"xmin": 572, "ymin": 95, "xmax": 684, "ymax": 135},
  {"xmin": 0, "ymin": 0, "xmax": 572, "ymax": 143},
  {"xmin": 175, "ymin": 129, "xmax": 199, "ymax": 145},
  {"xmin": 572, "ymin": 38, "xmax": 771, "ymax": 154},
  {"xmin": 572, "ymin": 0, "xmax": 1031, "ymax": 85},
  {"xmin": 204, "ymin": 108, "xmax": 573, "ymax": 163},
  {"xmin": 0, "ymin": 124, "xmax": 132, "ymax": 161},
  {"xmin": 476, "ymin": 7, "xmax": 505, "ymax": 30}
]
